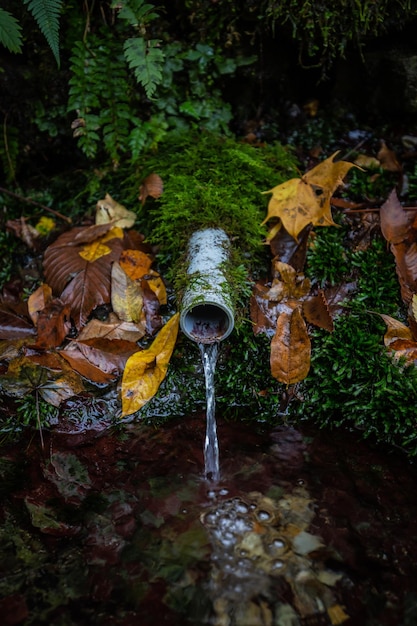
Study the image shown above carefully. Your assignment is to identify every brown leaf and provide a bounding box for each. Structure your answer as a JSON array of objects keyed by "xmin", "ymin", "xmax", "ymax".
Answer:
[
  {"xmin": 378, "ymin": 312, "xmax": 414, "ymax": 347},
  {"xmin": 59, "ymin": 347, "xmax": 117, "ymax": 384},
  {"xmin": 6, "ymin": 217, "xmax": 40, "ymax": 249},
  {"xmin": 0, "ymin": 285, "xmax": 35, "ymax": 340},
  {"xmin": 27, "ymin": 284, "xmax": 53, "ymax": 325},
  {"xmin": 121, "ymin": 312, "xmax": 179, "ymax": 416},
  {"xmin": 303, "ymin": 290, "xmax": 334, "ymax": 332},
  {"xmin": 270, "ymin": 305, "xmax": 311, "ymax": 384},
  {"xmin": 141, "ymin": 278, "xmax": 163, "ymax": 335},
  {"xmin": 380, "ymin": 189, "xmax": 416, "ymax": 245},
  {"xmin": 79, "ymin": 227, "xmax": 124, "ymax": 262},
  {"xmin": 43, "ymin": 227, "xmax": 126, "ymax": 329},
  {"xmin": 33, "ymin": 299, "xmax": 72, "ymax": 349},
  {"xmin": 139, "ymin": 173, "xmax": 163, "ymax": 205},
  {"xmin": 249, "ymin": 281, "xmax": 277, "ymax": 335},
  {"xmin": 377, "ymin": 140, "xmax": 402, "ymax": 173},
  {"xmin": 77, "ymin": 314, "xmax": 146, "ymax": 342}
]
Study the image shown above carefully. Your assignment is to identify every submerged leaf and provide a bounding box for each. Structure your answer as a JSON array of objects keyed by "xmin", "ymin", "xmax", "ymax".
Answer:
[{"xmin": 121, "ymin": 313, "xmax": 179, "ymax": 416}]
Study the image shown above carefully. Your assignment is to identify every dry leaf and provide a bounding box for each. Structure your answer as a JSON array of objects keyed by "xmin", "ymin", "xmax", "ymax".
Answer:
[
  {"xmin": 121, "ymin": 312, "xmax": 179, "ymax": 416},
  {"xmin": 377, "ymin": 140, "xmax": 402, "ymax": 173},
  {"xmin": 270, "ymin": 305, "xmax": 311, "ymax": 384},
  {"xmin": 96, "ymin": 193, "xmax": 136, "ymax": 228},
  {"xmin": 77, "ymin": 314, "xmax": 146, "ymax": 342},
  {"xmin": 139, "ymin": 173, "xmax": 163, "ymax": 205}
]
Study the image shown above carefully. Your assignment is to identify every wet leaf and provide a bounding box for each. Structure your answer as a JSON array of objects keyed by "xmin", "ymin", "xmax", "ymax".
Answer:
[
  {"xmin": 111, "ymin": 261, "xmax": 144, "ymax": 323},
  {"xmin": 96, "ymin": 193, "xmax": 136, "ymax": 228},
  {"xmin": 121, "ymin": 313, "xmax": 180, "ymax": 416},
  {"xmin": 262, "ymin": 152, "xmax": 357, "ymax": 240},
  {"xmin": 33, "ymin": 298, "xmax": 72, "ymax": 349},
  {"xmin": 59, "ymin": 346, "xmax": 117, "ymax": 384},
  {"xmin": 119, "ymin": 249, "xmax": 153, "ymax": 279},
  {"xmin": 79, "ymin": 227, "xmax": 124, "ymax": 262},
  {"xmin": 77, "ymin": 313, "xmax": 146, "ymax": 342},
  {"xmin": 270, "ymin": 305, "xmax": 311, "ymax": 384},
  {"xmin": 327, "ymin": 604, "xmax": 350, "ymax": 625},
  {"xmin": 43, "ymin": 227, "xmax": 126, "ymax": 328}
]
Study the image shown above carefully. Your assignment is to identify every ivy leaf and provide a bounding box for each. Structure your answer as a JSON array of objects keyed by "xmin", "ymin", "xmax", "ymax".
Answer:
[
  {"xmin": 123, "ymin": 37, "xmax": 164, "ymax": 98},
  {"xmin": 121, "ymin": 313, "xmax": 179, "ymax": 416},
  {"xmin": 0, "ymin": 8, "xmax": 23, "ymax": 53}
]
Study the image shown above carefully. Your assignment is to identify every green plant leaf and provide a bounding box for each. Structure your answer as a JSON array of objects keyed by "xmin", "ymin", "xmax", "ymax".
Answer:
[
  {"xmin": 23, "ymin": 0, "xmax": 63, "ymax": 66},
  {"xmin": 0, "ymin": 8, "xmax": 22, "ymax": 53},
  {"xmin": 123, "ymin": 37, "xmax": 164, "ymax": 98}
]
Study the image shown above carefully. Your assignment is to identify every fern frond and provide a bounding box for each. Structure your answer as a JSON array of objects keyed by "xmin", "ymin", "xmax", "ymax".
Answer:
[
  {"xmin": 124, "ymin": 37, "xmax": 164, "ymax": 98},
  {"xmin": 23, "ymin": 0, "xmax": 63, "ymax": 66},
  {"xmin": 112, "ymin": 0, "xmax": 158, "ymax": 27},
  {"xmin": 0, "ymin": 8, "xmax": 23, "ymax": 53}
]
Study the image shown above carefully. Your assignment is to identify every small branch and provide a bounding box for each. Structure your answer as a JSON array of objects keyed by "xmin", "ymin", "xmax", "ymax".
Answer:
[{"xmin": 0, "ymin": 186, "xmax": 72, "ymax": 224}]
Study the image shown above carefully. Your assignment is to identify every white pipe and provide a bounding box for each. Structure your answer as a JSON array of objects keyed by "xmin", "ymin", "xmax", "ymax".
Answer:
[{"xmin": 180, "ymin": 228, "xmax": 235, "ymax": 343}]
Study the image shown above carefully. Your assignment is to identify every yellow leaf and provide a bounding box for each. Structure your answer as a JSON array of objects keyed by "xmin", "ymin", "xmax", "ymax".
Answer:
[
  {"xmin": 262, "ymin": 152, "xmax": 358, "ymax": 240},
  {"xmin": 270, "ymin": 305, "xmax": 311, "ymax": 384},
  {"xmin": 111, "ymin": 262, "xmax": 144, "ymax": 323},
  {"xmin": 121, "ymin": 313, "xmax": 180, "ymax": 416},
  {"xmin": 96, "ymin": 193, "xmax": 136, "ymax": 228},
  {"xmin": 327, "ymin": 604, "xmax": 350, "ymax": 625},
  {"xmin": 79, "ymin": 226, "xmax": 124, "ymax": 262},
  {"xmin": 412, "ymin": 293, "xmax": 417, "ymax": 322}
]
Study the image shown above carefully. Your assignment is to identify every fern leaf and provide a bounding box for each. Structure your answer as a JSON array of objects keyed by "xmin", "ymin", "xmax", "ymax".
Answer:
[
  {"xmin": 0, "ymin": 8, "xmax": 23, "ymax": 53},
  {"xmin": 112, "ymin": 0, "xmax": 158, "ymax": 26},
  {"xmin": 23, "ymin": 0, "xmax": 63, "ymax": 66},
  {"xmin": 124, "ymin": 37, "xmax": 164, "ymax": 98}
]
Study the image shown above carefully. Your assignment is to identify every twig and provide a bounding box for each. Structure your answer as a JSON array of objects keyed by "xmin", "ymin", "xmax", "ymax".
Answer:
[{"xmin": 0, "ymin": 186, "xmax": 72, "ymax": 224}]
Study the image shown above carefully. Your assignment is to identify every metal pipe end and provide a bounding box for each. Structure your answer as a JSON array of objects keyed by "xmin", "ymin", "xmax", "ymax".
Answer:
[{"xmin": 180, "ymin": 301, "xmax": 234, "ymax": 344}]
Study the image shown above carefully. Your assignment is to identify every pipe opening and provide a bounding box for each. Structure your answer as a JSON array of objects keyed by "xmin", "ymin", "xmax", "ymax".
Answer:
[{"xmin": 181, "ymin": 303, "xmax": 233, "ymax": 344}]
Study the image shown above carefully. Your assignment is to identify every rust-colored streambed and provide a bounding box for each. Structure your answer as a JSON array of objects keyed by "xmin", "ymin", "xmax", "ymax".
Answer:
[{"xmin": 1, "ymin": 414, "xmax": 417, "ymax": 625}]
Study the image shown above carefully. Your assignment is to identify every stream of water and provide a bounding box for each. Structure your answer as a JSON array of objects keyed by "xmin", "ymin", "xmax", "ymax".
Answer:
[{"xmin": 199, "ymin": 342, "xmax": 220, "ymax": 482}]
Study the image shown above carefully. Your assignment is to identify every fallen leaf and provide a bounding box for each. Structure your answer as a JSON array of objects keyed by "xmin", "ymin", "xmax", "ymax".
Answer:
[
  {"xmin": 96, "ymin": 193, "xmax": 136, "ymax": 228},
  {"xmin": 121, "ymin": 313, "xmax": 180, "ymax": 416},
  {"xmin": 33, "ymin": 298, "xmax": 72, "ymax": 349},
  {"xmin": 79, "ymin": 227, "xmax": 124, "ymax": 262},
  {"xmin": 27, "ymin": 284, "xmax": 53, "ymax": 325},
  {"xmin": 380, "ymin": 189, "xmax": 416, "ymax": 245},
  {"xmin": 77, "ymin": 314, "xmax": 146, "ymax": 342},
  {"xmin": 111, "ymin": 261, "xmax": 144, "ymax": 323},
  {"xmin": 303, "ymin": 290, "xmax": 334, "ymax": 332},
  {"xmin": 270, "ymin": 305, "xmax": 311, "ymax": 384},
  {"xmin": 119, "ymin": 249, "xmax": 153, "ymax": 279},
  {"xmin": 43, "ymin": 227, "xmax": 126, "ymax": 328},
  {"xmin": 139, "ymin": 173, "xmax": 164, "ymax": 205},
  {"xmin": 377, "ymin": 140, "xmax": 402, "ymax": 173},
  {"xmin": 262, "ymin": 152, "xmax": 357, "ymax": 240}
]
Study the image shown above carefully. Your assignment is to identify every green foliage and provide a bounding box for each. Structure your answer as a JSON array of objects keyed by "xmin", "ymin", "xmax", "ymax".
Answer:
[
  {"xmin": 123, "ymin": 37, "xmax": 164, "ymax": 98},
  {"xmin": 305, "ymin": 216, "xmax": 350, "ymax": 286},
  {"xmin": 291, "ymin": 316, "xmax": 417, "ymax": 455},
  {"xmin": 23, "ymin": 0, "xmax": 63, "ymax": 66},
  {"xmin": 0, "ymin": 8, "xmax": 22, "ymax": 53}
]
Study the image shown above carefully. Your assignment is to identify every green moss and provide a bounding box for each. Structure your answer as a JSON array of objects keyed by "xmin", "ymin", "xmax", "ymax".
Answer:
[{"xmin": 132, "ymin": 131, "xmax": 298, "ymax": 316}]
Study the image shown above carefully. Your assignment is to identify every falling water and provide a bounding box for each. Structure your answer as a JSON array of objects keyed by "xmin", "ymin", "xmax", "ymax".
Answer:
[{"xmin": 199, "ymin": 342, "xmax": 220, "ymax": 482}]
